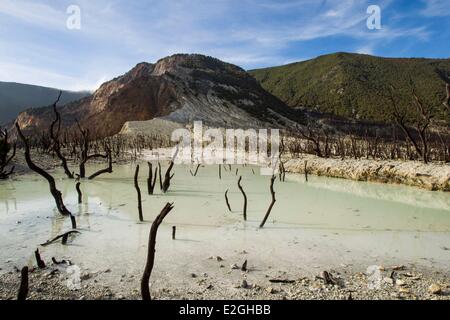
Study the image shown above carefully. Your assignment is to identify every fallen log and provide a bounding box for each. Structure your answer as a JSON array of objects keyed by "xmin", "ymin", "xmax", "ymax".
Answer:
[
  {"xmin": 141, "ymin": 202, "xmax": 175, "ymax": 300},
  {"xmin": 269, "ymin": 279, "xmax": 295, "ymax": 284},
  {"xmin": 134, "ymin": 165, "xmax": 143, "ymax": 222},
  {"xmin": 259, "ymin": 175, "xmax": 276, "ymax": 228},
  {"xmin": 52, "ymin": 257, "xmax": 70, "ymax": 265},
  {"xmin": 17, "ymin": 267, "xmax": 29, "ymax": 301},
  {"xmin": 41, "ymin": 231, "xmax": 81, "ymax": 246},
  {"xmin": 321, "ymin": 271, "xmax": 338, "ymax": 285},
  {"xmin": 237, "ymin": 176, "xmax": 247, "ymax": 221}
]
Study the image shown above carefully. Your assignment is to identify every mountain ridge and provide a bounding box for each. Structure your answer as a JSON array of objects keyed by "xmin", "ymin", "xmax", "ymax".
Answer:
[
  {"xmin": 249, "ymin": 52, "xmax": 450, "ymax": 124},
  {"xmin": 0, "ymin": 81, "xmax": 90, "ymax": 125},
  {"xmin": 15, "ymin": 54, "xmax": 305, "ymax": 138}
]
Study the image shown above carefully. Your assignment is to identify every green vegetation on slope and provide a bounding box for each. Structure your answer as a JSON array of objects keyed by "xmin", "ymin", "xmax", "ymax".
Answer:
[{"xmin": 249, "ymin": 52, "xmax": 450, "ymax": 123}]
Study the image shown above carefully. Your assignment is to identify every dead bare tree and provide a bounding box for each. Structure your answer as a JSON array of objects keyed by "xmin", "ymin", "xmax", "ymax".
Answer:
[
  {"xmin": 260, "ymin": 175, "xmax": 276, "ymax": 228},
  {"xmin": 147, "ymin": 162, "xmax": 158, "ymax": 195},
  {"xmin": 141, "ymin": 202, "xmax": 174, "ymax": 300},
  {"xmin": 16, "ymin": 123, "xmax": 76, "ymax": 229},
  {"xmin": 134, "ymin": 165, "xmax": 143, "ymax": 222},
  {"xmin": 237, "ymin": 176, "xmax": 247, "ymax": 221},
  {"xmin": 411, "ymin": 90, "xmax": 433, "ymax": 164},
  {"xmin": 49, "ymin": 91, "xmax": 73, "ymax": 179},
  {"xmin": 17, "ymin": 267, "xmax": 29, "ymax": 301},
  {"xmin": 298, "ymin": 125, "xmax": 323, "ymax": 157},
  {"xmin": 76, "ymin": 121, "xmax": 112, "ymax": 178},
  {"xmin": 0, "ymin": 128, "xmax": 16, "ymax": 179},
  {"xmin": 388, "ymin": 85, "xmax": 433, "ymax": 164},
  {"xmin": 87, "ymin": 146, "xmax": 113, "ymax": 180}
]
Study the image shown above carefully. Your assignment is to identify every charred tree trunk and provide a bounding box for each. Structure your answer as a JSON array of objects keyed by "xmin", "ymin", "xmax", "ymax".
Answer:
[
  {"xmin": 76, "ymin": 182, "xmax": 82, "ymax": 204},
  {"xmin": 141, "ymin": 202, "xmax": 174, "ymax": 300},
  {"xmin": 158, "ymin": 162, "xmax": 163, "ymax": 190},
  {"xmin": 304, "ymin": 160, "xmax": 308, "ymax": 182},
  {"xmin": 237, "ymin": 176, "xmax": 247, "ymax": 221},
  {"xmin": 16, "ymin": 123, "xmax": 76, "ymax": 229},
  {"xmin": 147, "ymin": 162, "xmax": 158, "ymax": 195},
  {"xmin": 35, "ymin": 249, "xmax": 46, "ymax": 269},
  {"xmin": 241, "ymin": 260, "xmax": 248, "ymax": 272},
  {"xmin": 218, "ymin": 164, "xmax": 222, "ymax": 180},
  {"xmin": 260, "ymin": 175, "xmax": 276, "ymax": 228},
  {"xmin": 172, "ymin": 226, "xmax": 176, "ymax": 240},
  {"xmin": 162, "ymin": 161, "xmax": 174, "ymax": 193},
  {"xmin": 190, "ymin": 164, "xmax": 200, "ymax": 177},
  {"xmin": 134, "ymin": 165, "xmax": 143, "ymax": 222},
  {"xmin": 17, "ymin": 267, "xmax": 29, "ymax": 301},
  {"xmin": 224, "ymin": 189, "xmax": 232, "ymax": 212}
]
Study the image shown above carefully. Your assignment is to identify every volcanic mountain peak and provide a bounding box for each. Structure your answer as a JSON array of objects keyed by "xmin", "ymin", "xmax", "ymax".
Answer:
[{"xmin": 15, "ymin": 54, "xmax": 304, "ymax": 138}]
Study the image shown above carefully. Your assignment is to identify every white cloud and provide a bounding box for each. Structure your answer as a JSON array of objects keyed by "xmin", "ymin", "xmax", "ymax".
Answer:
[
  {"xmin": 356, "ymin": 45, "xmax": 374, "ymax": 55},
  {"xmin": 0, "ymin": 0, "xmax": 436, "ymax": 90},
  {"xmin": 0, "ymin": 0, "xmax": 66, "ymax": 29},
  {"xmin": 421, "ymin": 0, "xmax": 450, "ymax": 17}
]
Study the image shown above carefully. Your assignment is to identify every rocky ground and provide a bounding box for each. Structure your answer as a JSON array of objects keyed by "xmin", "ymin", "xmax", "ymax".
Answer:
[
  {"xmin": 0, "ymin": 261, "xmax": 448, "ymax": 300},
  {"xmin": 285, "ymin": 155, "xmax": 450, "ymax": 191}
]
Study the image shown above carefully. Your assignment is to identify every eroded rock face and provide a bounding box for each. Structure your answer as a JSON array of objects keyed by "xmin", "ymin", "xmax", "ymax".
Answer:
[
  {"xmin": 16, "ymin": 54, "xmax": 304, "ymax": 138},
  {"xmin": 284, "ymin": 156, "xmax": 450, "ymax": 191}
]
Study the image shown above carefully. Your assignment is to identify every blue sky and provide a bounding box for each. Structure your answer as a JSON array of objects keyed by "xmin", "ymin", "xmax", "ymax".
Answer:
[{"xmin": 0, "ymin": 0, "xmax": 449, "ymax": 91}]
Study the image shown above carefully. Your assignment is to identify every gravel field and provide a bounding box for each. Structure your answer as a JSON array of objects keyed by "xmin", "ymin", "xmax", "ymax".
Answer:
[{"xmin": 1, "ymin": 262, "xmax": 448, "ymax": 300}]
